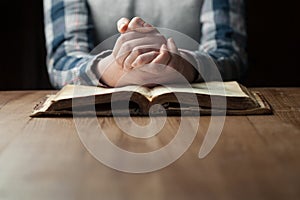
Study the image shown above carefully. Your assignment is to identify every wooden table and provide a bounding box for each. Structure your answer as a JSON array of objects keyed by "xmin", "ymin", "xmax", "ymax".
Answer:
[{"xmin": 0, "ymin": 88, "xmax": 299, "ymax": 200}]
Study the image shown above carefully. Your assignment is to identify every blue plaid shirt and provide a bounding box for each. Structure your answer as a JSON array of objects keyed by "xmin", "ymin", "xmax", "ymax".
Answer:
[{"xmin": 44, "ymin": 0, "xmax": 247, "ymax": 88}]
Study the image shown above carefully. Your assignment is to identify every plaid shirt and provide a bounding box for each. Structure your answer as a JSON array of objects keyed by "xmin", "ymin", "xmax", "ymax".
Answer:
[{"xmin": 44, "ymin": 0, "xmax": 247, "ymax": 88}]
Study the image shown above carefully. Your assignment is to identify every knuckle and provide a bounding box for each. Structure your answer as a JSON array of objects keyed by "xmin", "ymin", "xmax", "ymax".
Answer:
[
  {"xmin": 132, "ymin": 17, "xmax": 141, "ymax": 22},
  {"xmin": 137, "ymin": 55, "xmax": 145, "ymax": 63},
  {"xmin": 132, "ymin": 47, "xmax": 142, "ymax": 54},
  {"xmin": 118, "ymin": 34, "xmax": 128, "ymax": 44},
  {"xmin": 125, "ymin": 56, "xmax": 134, "ymax": 66},
  {"xmin": 120, "ymin": 42, "xmax": 132, "ymax": 54},
  {"xmin": 161, "ymin": 51, "xmax": 170, "ymax": 58},
  {"xmin": 132, "ymin": 16, "xmax": 142, "ymax": 24}
]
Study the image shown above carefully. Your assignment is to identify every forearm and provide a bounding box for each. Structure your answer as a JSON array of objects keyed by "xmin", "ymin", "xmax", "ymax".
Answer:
[
  {"xmin": 207, "ymin": 49, "xmax": 247, "ymax": 81},
  {"xmin": 196, "ymin": 0, "xmax": 247, "ymax": 82},
  {"xmin": 47, "ymin": 52, "xmax": 111, "ymax": 88},
  {"xmin": 44, "ymin": 0, "xmax": 106, "ymax": 88}
]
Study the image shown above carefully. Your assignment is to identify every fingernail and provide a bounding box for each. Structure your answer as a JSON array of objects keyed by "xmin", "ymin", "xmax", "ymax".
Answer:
[{"xmin": 120, "ymin": 23, "xmax": 128, "ymax": 32}]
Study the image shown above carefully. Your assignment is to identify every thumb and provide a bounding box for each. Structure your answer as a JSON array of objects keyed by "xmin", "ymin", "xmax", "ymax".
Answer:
[
  {"xmin": 128, "ymin": 17, "xmax": 154, "ymax": 33},
  {"xmin": 167, "ymin": 38, "xmax": 180, "ymax": 55},
  {"xmin": 117, "ymin": 17, "xmax": 130, "ymax": 33}
]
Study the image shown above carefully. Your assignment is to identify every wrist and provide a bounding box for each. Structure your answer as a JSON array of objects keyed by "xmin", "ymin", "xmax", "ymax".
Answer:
[
  {"xmin": 97, "ymin": 54, "xmax": 114, "ymax": 74},
  {"xmin": 97, "ymin": 54, "xmax": 123, "ymax": 87},
  {"xmin": 96, "ymin": 54, "xmax": 113, "ymax": 86}
]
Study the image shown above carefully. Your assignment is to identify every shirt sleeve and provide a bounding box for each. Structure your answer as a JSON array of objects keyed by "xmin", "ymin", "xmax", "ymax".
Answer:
[
  {"xmin": 187, "ymin": 0, "xmax": 247, "ymax": 82},
  {"xmin": 44, "ymin": 0, "xmax": 110, "ymax": 88}
]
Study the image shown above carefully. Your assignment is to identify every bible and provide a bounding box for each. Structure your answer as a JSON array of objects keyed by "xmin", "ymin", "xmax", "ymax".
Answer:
[{"xmin": 30, "ymin": 81, "xmax": 272, "ymax": 117}]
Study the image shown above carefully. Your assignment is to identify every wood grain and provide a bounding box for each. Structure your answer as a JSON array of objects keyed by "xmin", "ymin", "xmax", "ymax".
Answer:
[
  {"xmin": 0, "ymin": 88, "xmax": 299, "ymax": 200},
  {"xmin": 253, "ymin": 88, "xmax": 300, "ymax": 128}
]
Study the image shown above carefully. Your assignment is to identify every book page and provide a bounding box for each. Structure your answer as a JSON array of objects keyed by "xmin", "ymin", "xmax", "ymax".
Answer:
[
  {"xmin": 52, "ymin": 85, "xmax": 152, "ymax": 102},
  {"xmin": 150, "ymin": 81, "xmax": 249, "ymax": 99},
  {"xmin": 52, "ymin": 81, "xmax": 248, "ymax": 102}
]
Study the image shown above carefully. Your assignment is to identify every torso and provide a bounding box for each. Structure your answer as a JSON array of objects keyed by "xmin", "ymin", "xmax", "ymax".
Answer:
[{"xmin": 87, "ymin": 0, "xmax": 203, "ymax": 45}]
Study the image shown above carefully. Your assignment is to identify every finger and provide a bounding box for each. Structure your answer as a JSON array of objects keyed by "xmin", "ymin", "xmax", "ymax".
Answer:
[
  {"xmin": 166, "ymin": 38, "xmax": 184, "ymax": 72},
  {"xmin": 152, "ymin": 44, "xmax": 171, "ymax": 65},
  {"xmin": 167, "ymin": 38, "xmax": 180, "ymax": 55},
  {"xmin": 117, "ymin": 18, "xmax": 130, "ymax": 33},
  {"xmin": 128, "ymin": 17, "xmax": 147, "ymax": 29},
  {"xmin": 128, "ymin": 17, "xmax": 155, "ymax": 33},
  {"xmin": 131, "ymin": 51, "xmax": 160, "ymax": 68},
  {"xmin": 116, "ymin": 37, "xmax": 163, "ymax": 65},
  {"xmin": 113, "ymin": 31, "xmax": 145, "ymax": 59},
  {"xmin": 123, "ymin": 45, "xmax": 161, "ymax": 71}
]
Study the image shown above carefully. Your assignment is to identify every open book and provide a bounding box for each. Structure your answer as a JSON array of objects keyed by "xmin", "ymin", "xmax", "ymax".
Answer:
[{"xmin": 31, "ymin": 81, "xmax": 272, "ymax": 117}]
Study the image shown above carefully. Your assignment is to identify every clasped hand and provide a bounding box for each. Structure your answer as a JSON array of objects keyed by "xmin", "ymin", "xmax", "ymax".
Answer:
[{"xmin": 97, "ymin": 17, "xmax": 197, "ymax": 87}]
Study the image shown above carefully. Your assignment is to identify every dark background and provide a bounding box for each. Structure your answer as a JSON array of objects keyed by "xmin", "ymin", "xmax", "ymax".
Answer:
[{"xmin": 0, "ymin": 1, "xmax": 299, "ymax": 90}]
